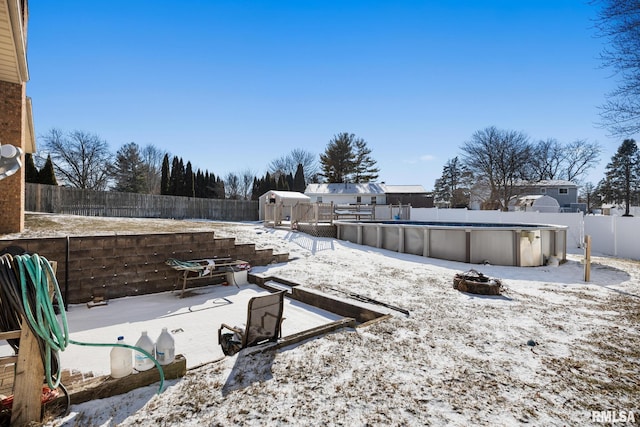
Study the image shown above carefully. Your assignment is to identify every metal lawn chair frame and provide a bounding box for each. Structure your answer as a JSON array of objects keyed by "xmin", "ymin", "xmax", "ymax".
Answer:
[{"xmin": 218, "ymin": 290, "xmax": 285, "ymax": 356}]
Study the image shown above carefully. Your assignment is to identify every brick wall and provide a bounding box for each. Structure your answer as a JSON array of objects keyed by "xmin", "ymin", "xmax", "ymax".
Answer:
[
  {"xmin": 0, "ymin": 81, "xmax": 25, "ymax": 233},
  {"xmin": 0, "ymin": 231, "xmax": 288, "ymax": 304}
]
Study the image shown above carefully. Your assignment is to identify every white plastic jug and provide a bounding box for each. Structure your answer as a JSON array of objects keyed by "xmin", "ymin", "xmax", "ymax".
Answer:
[
  {"xmin": 155, "ymin": 327, "xmax": 175, "ymax": 365},
  {"xmin": 134, "ymin": 331, "xmax": 156, "ymax": 372},
  {"xmin": 110, "ymin": 336, "xmax": 133, "ymax": 379}
]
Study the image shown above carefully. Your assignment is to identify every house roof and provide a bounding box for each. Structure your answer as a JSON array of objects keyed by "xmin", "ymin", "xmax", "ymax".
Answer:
[
  {"xmin": 305, "ymin": 183, "xmax": 429, "ymax": 195},
  {"xmin": 305, "ymin": 183, "xmax": 386, "ymax": 195},
  {"xmin": 382, "ymin": 184, "xmax": 428, "ymax": 194},
  {"xmin": 518, "ymin": 180, "xmax": 578, "ymax": 188}
]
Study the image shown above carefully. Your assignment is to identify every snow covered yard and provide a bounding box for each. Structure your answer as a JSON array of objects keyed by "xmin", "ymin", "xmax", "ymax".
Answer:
[{"xmin": 5, "ymin": 215, "xmax": 639, "ymax": 426}]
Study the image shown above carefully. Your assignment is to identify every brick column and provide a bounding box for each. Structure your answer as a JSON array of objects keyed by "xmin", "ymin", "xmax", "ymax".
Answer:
[{"xmin": 0, "ymin": 80, "xmax": 26, "ymax": 233}]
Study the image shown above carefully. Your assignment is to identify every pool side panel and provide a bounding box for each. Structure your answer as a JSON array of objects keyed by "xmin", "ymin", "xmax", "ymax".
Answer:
[
  {"xmin": 430, "ymin": 229, "xmax": 467, "ymax": 263},
  {"xmin": 334, "ymin": 221, "xmax": 568, "ymax": 267},
  {"xmin": 470, "ymin": 230, "xmax": 516, "ymax": 266}
]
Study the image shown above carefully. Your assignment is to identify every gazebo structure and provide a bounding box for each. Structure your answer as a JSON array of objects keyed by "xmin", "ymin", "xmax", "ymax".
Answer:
[{"xmin": 0, "ymin": 0, "xmax": 35, "ymax": 233}]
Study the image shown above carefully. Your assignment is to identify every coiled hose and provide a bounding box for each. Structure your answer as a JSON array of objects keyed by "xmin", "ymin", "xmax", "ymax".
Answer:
[{"xmin": 0, "ymin": 253, "xmax": 165, "ymax": 401}]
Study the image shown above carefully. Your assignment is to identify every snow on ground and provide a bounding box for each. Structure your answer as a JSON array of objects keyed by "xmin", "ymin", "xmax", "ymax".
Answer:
[{"xmin": 22, "ymin": 220, "xmax": 640, "ymax": 426}]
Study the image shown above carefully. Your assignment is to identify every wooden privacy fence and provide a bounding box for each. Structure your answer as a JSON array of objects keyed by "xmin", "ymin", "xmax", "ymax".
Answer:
[{"xmin": 25, "ymin": 184, "xmax": 259, "ymax": 221}]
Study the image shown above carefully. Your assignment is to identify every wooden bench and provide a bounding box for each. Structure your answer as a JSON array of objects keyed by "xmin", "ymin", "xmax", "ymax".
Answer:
[{"xmin": 166, "ymin": 258, "xmax": 250, "ymax": 297}]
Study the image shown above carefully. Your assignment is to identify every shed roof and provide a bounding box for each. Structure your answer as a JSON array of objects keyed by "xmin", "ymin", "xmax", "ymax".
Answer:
[
  {"xmin": 262, "ymin": 190, "xmax": 311, "ymax": 201},
  {"xmin": 515, "ymin": 195, "xmax": 560, "ymax": 207}
]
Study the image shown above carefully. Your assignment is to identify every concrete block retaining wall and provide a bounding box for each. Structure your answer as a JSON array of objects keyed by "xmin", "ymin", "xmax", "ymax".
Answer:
[{"xmin": 0, "ymin": 232, "xmax": 287, "ymax": 304}]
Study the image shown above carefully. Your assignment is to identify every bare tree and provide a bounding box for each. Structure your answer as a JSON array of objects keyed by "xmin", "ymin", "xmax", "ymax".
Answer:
[
  {"xmin": 579, "ymin": 181, "xmax": 601, "ymax": 213},
  {"xmin": 563, "ymin": 140, "xmax": 602, "ymax": 183},
  {"xmin": 224, "ymin": 172, "xmax": 241, "ymax": 200},
  {"xmin": 529, "ymin": 138, "xmax": 565, "ymax": 181},
  {"xmin": 529, "ymin": 138, "xmax": 601, "ymax": 183},
  {"xmin": 41, "ymin": 128, "xmax": 113, "ymax": 190},
  {"xmin": 240, "ymin": 169, "xmax": 255, "ymax": 200},
  {"xmin": 268, "ymin": 148, "xmax": 319, "ymax": 183},
  {"xmin": 461, "ymin": 126, "xmax": 532, "ymax": 211},
  {"xmin": 141, "ymin": 144, "xmax": 167, "ymax": 194},
  {"xmin": 593, "ymin": 0, "xmax": 640, "ymax": 136}
]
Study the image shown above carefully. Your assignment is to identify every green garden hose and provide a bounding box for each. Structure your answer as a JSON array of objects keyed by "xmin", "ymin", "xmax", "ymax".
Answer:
[{"xmin": 5, "ymin": 254, "xmax": 165, "ymax": 394}]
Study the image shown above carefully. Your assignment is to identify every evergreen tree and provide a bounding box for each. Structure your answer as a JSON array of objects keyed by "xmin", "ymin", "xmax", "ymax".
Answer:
[
  {"xmin": 320, "ymin": 132, "xmax": 378, "ymax": 183},
  {"xmin": 184, "ymin": 161, "xmax": 195, "ymax": 198},
  {"xmin": 177, "ymin": 158, "xmax": 186, "ymax": 196},
  {"xmin": 256, "ymin": 172, "xmax": 273, "ymax": 198},
  {"xmin": 293, "ymin": 163, "xmax": 306, "ymax": 192},
  {"xmin": 169, "ymin": 156, "xmax": 180, "ymax": 196},
  {"xmin": 352, "ymin": 139, "xmax": 379, "ymax": 183},
  {"xmin": 216, "ymin": 176, "xmax": 226, "ymax": 199},
  {"xmin": 320, "ymin": 132, "xmax": 356, "ymax": 183},
  {"xmin": 112, "ymin": 142, "xmax": 146, "ymax": 193},
  {"xmin": 433, "ymin": 157, "xmax": 474, "ymax": 208},
  {"xmin": 160, "ymin": 154, "xmax": 170, "ymax": 195},
  {"xmin": 286, "ymin": 172, "xmax": 294, "ymax": 191},
  {"xmin": 251, "ymin": 177, "xmax": 261, "ymax": 200},
  {"xmin": 38, "ymin": 155, "xmax": 58, "ymax": 186},
  {"xmin": 24, "ymin": 153, "xmax": 39, "ymax": 183},
  {"xmin": 601, "ymin": 139, "xmax": 640, "ymax": 216},
  {"xmin": 195, "ymin": 169, "xmax": 204, "ymax": 198},
  {"xmin": 206, "ymin": 172, "xmax": 216, "ymax": 198},
  {"xmin": 276, "ymin": 174, "xmax": 289, "ymax": 191}
]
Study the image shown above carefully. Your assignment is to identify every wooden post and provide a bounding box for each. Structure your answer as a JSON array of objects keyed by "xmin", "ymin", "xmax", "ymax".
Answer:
[
  {"xmin": 10, "ymin": 317, "xmax": 45, "ymax": 426},
  {"xmin": 584, "ymin": 235, "xmax": 591, "ymax": 282},
  {"xmin": 8, "ymin": 261, "xmax": 57, "ymax": 425}
]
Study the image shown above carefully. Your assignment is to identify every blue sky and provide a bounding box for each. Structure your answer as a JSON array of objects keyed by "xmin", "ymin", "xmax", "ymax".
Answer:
[{"xmin": 27, "ymin": 1, "xmax": 619, "ymax": 190}]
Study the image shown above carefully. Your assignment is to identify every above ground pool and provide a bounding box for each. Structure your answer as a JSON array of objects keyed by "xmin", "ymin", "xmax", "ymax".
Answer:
[{"xmin": 334, "ymin": 220, "xmax": 568, "ymax": 267}]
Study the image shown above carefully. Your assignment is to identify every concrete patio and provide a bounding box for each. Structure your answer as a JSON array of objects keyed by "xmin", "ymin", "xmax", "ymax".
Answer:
[{"xmin": 55, "ymin": 283, "xmax": 346, "ymax": 375}]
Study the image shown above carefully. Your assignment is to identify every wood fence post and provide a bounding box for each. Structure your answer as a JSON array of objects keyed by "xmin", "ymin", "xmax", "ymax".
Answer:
[{"xmin": 584, "ymin": 235, "xmax": 591, "ymax": 282}]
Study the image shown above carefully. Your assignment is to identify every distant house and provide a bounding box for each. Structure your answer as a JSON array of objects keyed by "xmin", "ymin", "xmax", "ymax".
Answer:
[
  {"xmin": 515, "ymin": 180, "xmax": 583, "ymax": 212},
  {"xmin": 304, "ymin": 183, "xmax": 431, "ymax": 207},
  {"xmin": 383, "ymin": 185, "xmax": 433, "ymax": 208},
  {"xmin": 304, "ymin": 183, "xmax": 386, "ymax": 205}
]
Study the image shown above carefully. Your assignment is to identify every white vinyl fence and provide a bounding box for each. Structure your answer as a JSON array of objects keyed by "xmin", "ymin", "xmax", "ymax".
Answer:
[{"xmin": 410, "ymin": 208, "xmax": 640, "ymax": 260}]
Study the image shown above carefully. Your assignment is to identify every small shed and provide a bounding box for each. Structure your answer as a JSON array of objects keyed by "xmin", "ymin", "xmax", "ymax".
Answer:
[
  {"xmin": 258, "ymin": 191, "xmax": 311, "ymax": 221},
  {"xmin": 511, "ymin": 195, "xmax": 560, "ymax": 213}
]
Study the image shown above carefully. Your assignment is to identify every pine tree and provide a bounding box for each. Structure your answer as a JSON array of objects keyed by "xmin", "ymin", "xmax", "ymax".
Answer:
[
  {"xmin": 293, "ymin": 163, "xmax": 306, "ymax": 192},
  {"xmin": 38, "ymin": 155, "xmax": 58, "ymax": 186},
  {"xmin": 160, "ymin": 154, "xmax": 170, "ymax": 195},
  {"xmin": 602, "ymin": 139, "xmax": 640, "ymax": 216},
  {"xmin": 433, "ymin": 157, "xmax": 473, "ymax": 208},
  {"xmin": 24, "ymin": 153, "xmax": 39, "ymax": 183},
  {"xmin": 286, "ymin": 172, "xmax": 294, "ymax": 191},
  {"xmin": 251, "ymin": 177, "xmax": 261, "ymax": 200},
  {"xmin": 352, "ymin": 139, "xmax": 379, "ymax": 183},
  {"xmin": 216, "ymin": 176, "xmax": 226, "ymax": 199},
  {"xmin": 112, "ymin": 142, "xmax": 146, "ymax": 193},
  {"xmin": 184, "ymin": 161, "xmax": 195, "ymax": 198},
  {"xmin": 177, "ymin": 158, "xmax": 186, "ymax": 196},
  {"xmin": 320, "ymin": 133, "xmax": 356, "ymax": 183}
]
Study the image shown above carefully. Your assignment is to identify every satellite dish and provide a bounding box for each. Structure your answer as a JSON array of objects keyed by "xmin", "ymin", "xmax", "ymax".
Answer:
[{"xmin": 0, "ymin": 144, "xmax": 23, "ymax": 181}]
